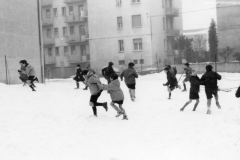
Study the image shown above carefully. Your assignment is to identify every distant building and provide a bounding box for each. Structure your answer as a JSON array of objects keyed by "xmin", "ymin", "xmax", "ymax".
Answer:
[
  {"xmin": 0, "ymin": 0, "xmax": 43, "ymax": 84},
  {"xmin": 41, "ymin": 0, "xmax": 183, "ymax": 77},
  {"xmin": 216, "ymin": 0, "xmax": 240, "ymax": 61}
]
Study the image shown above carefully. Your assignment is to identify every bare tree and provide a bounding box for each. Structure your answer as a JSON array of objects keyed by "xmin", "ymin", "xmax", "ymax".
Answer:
[
  {"xmin": 218, "ymin": 46, "xmax": 234, "ymax": 62},
  {"xmin": 192, "ymin": 35, "xmax": 207, "ymax": 61}
]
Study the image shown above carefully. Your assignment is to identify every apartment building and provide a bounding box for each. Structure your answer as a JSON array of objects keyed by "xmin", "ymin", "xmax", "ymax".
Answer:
[
  {"xmin": 88, "ymin": 0, "xmax": 182, "ymax": 73},
  {"xmin": 41, "ymin": 0, "xmax": 89, "ymax": 78},
  {"xmin": 41, "ymin": 0, "xmax": 182, "ymax": 77},
  {"xmin": 216, "ymin": 0, "xmax": 240, "ymax": 62},
  {"xmin": 0, "ymin": 0, "xmax": 43, "ymax": 84}
]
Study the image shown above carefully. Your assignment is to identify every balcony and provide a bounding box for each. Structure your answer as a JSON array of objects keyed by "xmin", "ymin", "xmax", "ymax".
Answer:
[
  {"xmin": 42, "ymin": 18, "xmax": 53, "ymax": 27},
  {"xmin": 65, "ymin": 34, "xmax": 89, "ymax": 44},
  {"xmin": 166, "ymin": 29, "xmax": 180, "ymax": 37},
  {"xmin": 165, "ymin": 7, "xmax": 179, "ymax": 17},
  {"xmin": 43, "ymin": 37, "xmax": 55, "ymax": 47},
  {"xmin": 64, "ymin": 15, "xmax": 87, "ymax": 24},
  {"xmin": 41, "ymin": 0, "xmax": 52, "ymax": 8},
  {"xmin": 64, "ymin": 0, "xmax": 86, "ymax": 4}
]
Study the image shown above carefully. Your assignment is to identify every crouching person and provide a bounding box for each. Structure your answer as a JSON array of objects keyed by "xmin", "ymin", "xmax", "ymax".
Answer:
[
  {"xmin": 180, "ymin": 70, "xmax": 200, "ymax": 111},
  {"xmin": 98, "ymin": 73, "xmax": 128, "ymax": 120},
  {"xmin": 82, "ymin": 70, "xmax": 108, "ymax": 117}
]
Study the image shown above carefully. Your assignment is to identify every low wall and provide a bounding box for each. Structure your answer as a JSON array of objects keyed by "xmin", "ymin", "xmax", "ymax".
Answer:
[{"xmin": 173, "ymin": 62, "xmax": 240, "ymax": 74}]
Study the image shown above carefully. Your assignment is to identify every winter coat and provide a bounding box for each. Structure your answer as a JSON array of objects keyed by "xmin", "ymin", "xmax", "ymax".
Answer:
[
  {"xmin": 200, "ymin": 71, "xmax": 221, "ymax": 88},
  {"xmin": 189, "ymin": 75, "xmax": 200, "ymax": 93},
  {"xmin": 25, "ymin": 64, "xmax": 35, "ymax": 76},
  {"xmin": 98, "ymin": 79, "xmax": 124, "ymax": 101},
  {"xmin": 19, "ymin": 66, "xmax": 28, "ymax": 80},
  {"xmin": 184, "ymin": 67, "xmax": 192, "ymax": 78},
  {"xmin": 102, "ymin": 66, "xmax": 115, "ymax": 77},
  {"xmin": 165, "ymin": 71, "xmax": 177, "ymax": 86},
  {"xmin": 85, "ymin": 73, "xmax": 101, "ymax": 95},
  {"xmin": 120, "ymin": 67, "xmax": 138, "ymax": 85},
  {"xmin": 74, "ymin": 68, "xmax": 84, "ymax": 82}
]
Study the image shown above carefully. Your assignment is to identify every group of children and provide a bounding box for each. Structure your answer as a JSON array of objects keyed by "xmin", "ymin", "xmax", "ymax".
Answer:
[
  {"xmin": 72, "ymin": 62, "xmax": 139, "ymax": 120},
  {"xmin": 163, "ymin": 63, "xmax": 222, "ymax": 114}
]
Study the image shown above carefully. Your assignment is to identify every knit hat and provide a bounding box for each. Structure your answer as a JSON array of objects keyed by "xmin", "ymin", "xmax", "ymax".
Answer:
[
  {"xmin": 109, "ymin": 62, "xmax": 114, "ymax": 66},
  {"xmin": 206, "ymin": 65, "xmax": 213, "ymax": 71},
  {"xmin": 128, "ymin": 62, "xmax": 135, "ymax": 67},
  {"xmin": 184, "ymin": 63, "xmax": 189, "ymax": 67}
]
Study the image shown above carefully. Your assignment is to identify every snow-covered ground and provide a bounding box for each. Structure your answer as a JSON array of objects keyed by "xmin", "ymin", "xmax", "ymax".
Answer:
[{"xmin": 0, "ymin": 72, "xmax": 240, "ymax": 160}]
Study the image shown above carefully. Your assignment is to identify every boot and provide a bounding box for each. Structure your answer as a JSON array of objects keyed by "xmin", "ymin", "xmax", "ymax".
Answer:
[
  {"xmin": 216, "ymin": 102, "xmax": 221, "ymax": 109},
  {"xmin": 75, "ymin": 82, "xmax": 79, "ymax": 89},
  {"xmin": 122, "ymin": 115, "xmax": 128, "ymax": 120},
  {"xmin": 182, "ymin": 84, "xmax": 187, "ymax": 92},
  {"xmin": 83, "ymin": 86, "xmax": 88, "ymax": 90},
  {"xmin": 103, "ymin": 102, "xmax": 108, "ymax": 112},
  {"xmin": 30, "ymin": 85, "xmax": 36, "ymax": 91},
  {"xmin": 168, "ymin": 93, "xmax": 171, "ymax": 99}
]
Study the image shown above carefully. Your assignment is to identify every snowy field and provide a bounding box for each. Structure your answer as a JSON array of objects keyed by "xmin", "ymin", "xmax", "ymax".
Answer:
[{"xmin": 0, "ymin": 72, "xmax": 240, "ymax": 160}]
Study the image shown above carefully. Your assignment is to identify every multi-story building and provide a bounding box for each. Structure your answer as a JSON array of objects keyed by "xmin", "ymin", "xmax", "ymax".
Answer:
[
  {"xmin": 88, "ymin": 0, "xmax": 182, "ymax": 73},
  {"xmin": 0, "ymin": 0, "xmax": 43, "ymax": 84},
  {"xmin": 41, "ymin": 0, "xmax": 89, "ymax": 78},
  {"xmin": 217, "ymin": 0, "xmax": 240, "ymax": 61},
  {"xmin": 41, "ymin": 0, "xmax": 182, "ymax": 77}
]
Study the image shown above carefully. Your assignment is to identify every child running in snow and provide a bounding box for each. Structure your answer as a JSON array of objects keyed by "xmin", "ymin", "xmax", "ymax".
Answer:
[
  {"xmin": 98, "ymin": 73, "xmax": 128, "ymax": 120},
  {"xmin": 163, "ymin": 67, "xmax": 178, "ymax": 99},
  {"xmin": 180, "ymin": 70, "xmax": 200, "ymax": 111},
  {"xmin": 82, "ymin": 70, "xmax": 108, "ymax": 117}
]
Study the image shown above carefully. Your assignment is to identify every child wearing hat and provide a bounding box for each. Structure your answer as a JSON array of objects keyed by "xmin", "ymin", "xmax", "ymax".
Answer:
[
  {"xmin": 98, "ymin": 73, "xmax": 128, "ymax": 120},
  {"xmin": 180, "ymin": 70, "xmax": 200, "ymax": 111}
]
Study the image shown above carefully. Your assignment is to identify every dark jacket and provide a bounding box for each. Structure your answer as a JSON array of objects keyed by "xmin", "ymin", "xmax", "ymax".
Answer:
[
  {"xmin": 74, "ymin": 68, "xmax": 84, "ymax": 82},
  {"xmin": 165, "ymin": 71, "xmax": 177, "ymax": 86},
  {"xmin": 189, "ymin": 75, "xmax": 200, "ymax": 93},
  {"xmin": 120, "ymin": 67, "xmax": 138, "ymax": 85},
  {"xmin": 102, "ymin": 66, "xmax": 115, "ymax": 77},
  {"xmin": 200, "ymin": 71, "xmax": 221, "ymax": 88}
]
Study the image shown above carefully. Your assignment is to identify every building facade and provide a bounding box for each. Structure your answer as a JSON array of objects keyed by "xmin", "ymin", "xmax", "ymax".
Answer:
[
  {"xmin": 0, "ymin": 0, "xmax": 43, "ymax": 84},
  {"xmin": 41, "ymin": 0, "xmax": 182, "ymax": 77},
  {"xmin": 217, "ymin": 0, "xmax": 240, "ymax": 62},
  {"xmin": 41, "ymin": 0, "xmax": 89, "ymax": 78}
]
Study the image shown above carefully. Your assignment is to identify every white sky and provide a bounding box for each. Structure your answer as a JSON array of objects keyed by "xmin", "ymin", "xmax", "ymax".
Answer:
[{"xmin": 182, "ymin": 0, "xmax": 217, "ymax": 30}]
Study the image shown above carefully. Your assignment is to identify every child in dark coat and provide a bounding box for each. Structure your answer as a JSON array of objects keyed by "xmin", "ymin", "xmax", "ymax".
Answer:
[
  {"xmin": 73, "ymin": 64, "xmax": 85, "ymax": 89},
  {"xmin": 180, "ymin": 70, "xmax": 200, "ymax": 111},
  {"xmin": 98, "ymin": 73, "xmax": 128, "ymax": 120},
  {"xmin": 163, "ymin": 67, "xmax": 178, "ymax": 99}
]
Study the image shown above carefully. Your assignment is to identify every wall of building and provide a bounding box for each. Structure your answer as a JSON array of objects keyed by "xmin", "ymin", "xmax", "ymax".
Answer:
[
  {"xmin": 217, "ymin": 0, "xmax": 240, "ymax": 62},
  {"xmin": 0, "ymin": 0, "xmax": 42, "ymax": 84},
  {"xmin": 88, "ymin": 0, "xmax": 160, "ymax": 74}
]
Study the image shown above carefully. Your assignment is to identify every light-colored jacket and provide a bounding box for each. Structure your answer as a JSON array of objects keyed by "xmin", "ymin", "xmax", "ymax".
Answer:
[
  {"xmin": 85, "ymin": 73, "xmax": 101, "ymax": 95},
  {"xmin": 98, "ymin": 79, "xmax": 124, "ymax": 101},
  {"xmin": 25, "ymin": 64, "xmax": 35, "ymax": 76}
]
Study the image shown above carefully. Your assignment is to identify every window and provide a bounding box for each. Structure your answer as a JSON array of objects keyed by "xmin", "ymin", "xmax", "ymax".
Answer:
[
  {"xmin": 55, "ymin": 47, "xmax": 59, "ymax": 56},
  {"xmin": 132, "ymin": 0, "xmax": 140, "ymax": 3},
  {"xmin": 53, "ymin": 8, "xmax": 58, "ymax": 17},
  {"xmin": 64, "ymin": 46, "xmax": 68, "ymax": 56},
  {"xmin": 69, "ymin": 6, "xmax": 73, "ymax": 15},
  {"xmin": 63, "ymin": 27, "xmax": 67, "ymax": 35},
  {"xmin": 71, "ymin": 46, "xmax": 76, "ymax": 55},
  {"xmin": 48, "ymin": 48, "xmax": 52, "ymax": 56},
  {"xmin": 70, "ymin": 26, "xmax": 75, "ymax": 35},
  {"xmin": 134, "ymin": 60, "xmax": 138, "ymax": 64},
  {"xmin": 116, "ymin": 0, "xmax": 122, "ymax": 5},
  {"xmin": 81, "ymin": 45, "xmax": 86, "ymax": 56},
  {"xmin": 47, "ymin": 28, "xmax": 51, "ymax": 38},
  {"xmin": 54, "ymin": 28, "xmax": 58, "ymax": 37},
  {"xmin": 46, "ymin": 9, "xmax": 51, "ymax": 18},
  {"xmin": 132, "ymin": 15, "xmax": 141, "ymax": 27},
  {"xmin": 62, "ymin": 7, "xmax": 66, "ymax": 15},
  {"xmin": 117, "ymin": 17, "xmax": 123, "ymax": 29},
  {"xmin": 163, "ymin": 17, "xmax": 165, "ymax": 30},
  {"xmin": 119, "ymin": 60, "xmax": 125, "ymax": 65},
  {"xmin": 79, "ymin": 25, "xmax": 85, "ymax": 35},
  {"xmin": 133, "ymin": 38, "xmax": 142, "ymax": 51},
  {"xmin": 118, "ymin": 40, "xmax": 124, "ymax": 52}
]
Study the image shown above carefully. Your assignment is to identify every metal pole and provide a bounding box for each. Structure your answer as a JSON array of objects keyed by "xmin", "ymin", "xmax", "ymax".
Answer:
[
  {"xmin": 4, "ymin": 55, "xmax": 8, "ymax": 85},
  {"xmin": 37, "ymin": 0, "xmax": 45, "ymax": 83}
]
